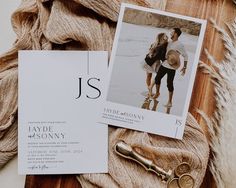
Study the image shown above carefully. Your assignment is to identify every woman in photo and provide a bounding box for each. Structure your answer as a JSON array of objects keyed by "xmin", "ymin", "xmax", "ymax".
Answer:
[{"xmin": 141, "ymin": 33, "xmax": 168, "ymax": 90}]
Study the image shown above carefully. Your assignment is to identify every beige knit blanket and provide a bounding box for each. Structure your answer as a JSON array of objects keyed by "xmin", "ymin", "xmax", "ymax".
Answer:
[
  {"xmin": 78, "ymin": 114, "xmax": 209, "ymax": 188},
  {"xmin": 0, "ymin": 0, "xmax": 209, "ymax": 187}
]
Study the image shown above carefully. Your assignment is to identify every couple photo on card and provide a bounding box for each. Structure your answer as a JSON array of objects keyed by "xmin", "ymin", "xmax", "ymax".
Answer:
[
  {"xmin": 141, "ymin": 27, "xmax": 188, "ymax": 111},
  {"xmin": 100, "ymin": 4, "xmax": 206, "ymax": 139},
  {"xmin": 106, "ymin": 6, "xmax": 203, "ymax": 117}
]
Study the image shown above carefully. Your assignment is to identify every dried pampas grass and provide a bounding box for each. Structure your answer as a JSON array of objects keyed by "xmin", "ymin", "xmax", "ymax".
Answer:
[{"xmin": 199, "ymin": 17, "xmax": 236, "ymax": 188}]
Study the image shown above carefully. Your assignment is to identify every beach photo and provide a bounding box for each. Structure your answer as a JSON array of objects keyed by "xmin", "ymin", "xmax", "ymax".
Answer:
[
  {"xmin": 99, "ymin": 3, "xmax": 206, "ymax": 139},
  {"xmin": 107, "ymin": 6, "xmax": 202, "ymax": 116}
]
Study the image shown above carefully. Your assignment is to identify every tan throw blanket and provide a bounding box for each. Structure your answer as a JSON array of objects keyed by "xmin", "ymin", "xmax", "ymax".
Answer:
[
  {"xmin": 0, "ymin": 0, "xmax": 209, "ymax": 187},
  {"xmin": 77, "ymin": 114, "xmax": 209, "ymax": 188}
]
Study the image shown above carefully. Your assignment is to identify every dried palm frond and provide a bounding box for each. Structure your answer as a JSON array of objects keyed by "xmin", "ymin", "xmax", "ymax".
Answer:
[{"xmin": 199, "ymin": 17, "xmax": 236, "ymax": 188}]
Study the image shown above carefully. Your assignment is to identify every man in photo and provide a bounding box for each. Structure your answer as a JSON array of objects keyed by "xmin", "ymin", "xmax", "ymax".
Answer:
[{"xmin": 150, "ymin": 27, "xmax": 188, "ymax": 107}]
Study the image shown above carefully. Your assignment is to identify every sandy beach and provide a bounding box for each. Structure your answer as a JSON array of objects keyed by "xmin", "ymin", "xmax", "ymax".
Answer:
[{"xmin": 107, "ymin": 22, "xmax": 199, "ymax": 116}]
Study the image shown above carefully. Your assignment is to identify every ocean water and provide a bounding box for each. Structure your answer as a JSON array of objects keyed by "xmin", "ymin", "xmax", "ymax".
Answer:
[{"xmin": 107, "ymin": 23, "xmax": 199, "ymax": 116}]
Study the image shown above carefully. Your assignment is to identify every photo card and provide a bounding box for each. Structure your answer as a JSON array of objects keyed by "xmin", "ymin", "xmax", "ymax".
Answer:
[{"xmin": 99, "ymin": 3, "xmax": 207, "ymax": 139}]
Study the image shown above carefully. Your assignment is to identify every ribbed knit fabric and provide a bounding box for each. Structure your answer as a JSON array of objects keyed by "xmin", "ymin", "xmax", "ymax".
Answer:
[{"xmin": 77, "ymin": 113, "xmax": 209, "ymax": 188}]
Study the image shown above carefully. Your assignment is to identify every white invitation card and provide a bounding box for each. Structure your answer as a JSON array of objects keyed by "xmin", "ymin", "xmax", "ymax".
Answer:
[
  {"xmin": 18, "ymin": 51, "xmax": 108, "ymax": 174},
  {"xmin": 98, "ymin": 3, "xmax": 207, "ymax": 139}
]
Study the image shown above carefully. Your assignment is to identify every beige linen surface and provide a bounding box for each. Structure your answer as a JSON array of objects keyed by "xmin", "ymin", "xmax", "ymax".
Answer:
[{"xmin": 0, "ymin": 0, "xmax": 209, "ymax": 187}]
